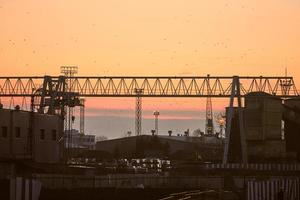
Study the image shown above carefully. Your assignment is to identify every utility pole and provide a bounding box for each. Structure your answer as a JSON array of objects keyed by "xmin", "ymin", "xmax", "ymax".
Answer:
[
  {"xmin": 153, "ymin": 111, "xmax": 160, "ymax": 135},
  {"xmin": 80, "ymin": 98, "xmax": 85, "ymax": 135},
  {"xmin": 134, "ymin": 88, "xmax": 143, "ymax": 136}
]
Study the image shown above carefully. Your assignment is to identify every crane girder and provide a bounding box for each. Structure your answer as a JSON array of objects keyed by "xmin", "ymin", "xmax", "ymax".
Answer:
[{"xmin": 0, "ymin": 76, "xmax": 298, "ymax": 98}]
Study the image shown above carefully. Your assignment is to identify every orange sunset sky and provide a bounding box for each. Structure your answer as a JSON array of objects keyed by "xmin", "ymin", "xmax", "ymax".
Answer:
[{"xmin": 1, "ymin": 0, "xmax": 300, "ymax": 137}]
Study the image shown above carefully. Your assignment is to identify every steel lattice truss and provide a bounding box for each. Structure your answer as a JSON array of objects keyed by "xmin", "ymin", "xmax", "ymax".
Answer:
[{"xmin": 0, "ymin": 76, "xmax": 299, "ymax": 98}]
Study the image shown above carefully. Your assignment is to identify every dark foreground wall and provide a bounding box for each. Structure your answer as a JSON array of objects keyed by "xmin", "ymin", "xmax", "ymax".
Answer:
[
  {"xmin": 0, "ymin": 179, "xmax": 10, "ymax": 200},
  {"xmin": 40, "ymin": 188, "xmax": 195, "ymax": 200}
]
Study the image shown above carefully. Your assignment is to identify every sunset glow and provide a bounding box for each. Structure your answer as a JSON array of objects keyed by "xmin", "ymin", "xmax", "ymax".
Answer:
[{"xmin": 1, "ymin": 0, "xmax": 299, "ymax": 137}]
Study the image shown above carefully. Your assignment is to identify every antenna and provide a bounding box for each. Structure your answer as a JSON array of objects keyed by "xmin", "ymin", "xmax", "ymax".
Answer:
[{"xmin": 285, "ymin": 67, "xmax": 287, "ymax": 77}]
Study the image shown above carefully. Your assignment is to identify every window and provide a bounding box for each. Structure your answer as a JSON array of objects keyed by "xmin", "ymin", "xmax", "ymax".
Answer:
[
  {"xmin": 1, "ymin": 126, "xmax": 7, "ymax": 138},
  {"xmin": 40, "ymin": 129, "xmax": 45, "ymax": 140},
  {"xmin": 51, "ymin": 130, "xmax": 57, "ymax": 141},
  {"xmin": 15, "ymin": 127, "xmax": 21, "ymax": 138}
]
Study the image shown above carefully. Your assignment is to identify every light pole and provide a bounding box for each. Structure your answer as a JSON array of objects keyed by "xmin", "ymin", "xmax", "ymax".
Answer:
[{"xmin": 153, "ymin": 111, "xmax": 160, "ymax": 135}]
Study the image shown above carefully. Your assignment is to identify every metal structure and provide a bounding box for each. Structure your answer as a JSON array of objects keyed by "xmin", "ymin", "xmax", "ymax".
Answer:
[
  {"xmin": 60, "ymin": 66, "xmax": 78, "ymax": 151},
  {"xmin": 36, "ymin": 76, "xmax": 67, "ymax": 114},
  {"xmin": 0, "ymin": 76, "xmax": 298, "ymax": 98},
  {"xmin": 281, "ymin": 68, "xmax": 293, "ymax": 96},
  {"xmin": 33, "ymin": 76, "xmax": 80, "ymax": 115},
  {"xmin": 205, "ymin": 75, "xmax": 214, "ymax": 135},
  {"xmin": 205, "ymin": 97, "xmax": 214, "ymax": 135},
  {"xmin": 79, "ymin": 98, "xmax": 85, "ymax": 134},
  {"xmin": 134, "ymin": 88, "xmax": 143, "ymax": 136},
  {"xmin": 223, "ymin": 76, "xmax": 248, "ymax": 164},
  {"xmin": 153, "ymin": 111, "xmax": 160, "ymax": 135},
  {"xmin": 60, "ymin": 66, "xmax": 78, "ymax": 77},
  {"xmin": 0, "ymin": 75, "xmax": 299, "ymax": 163}
]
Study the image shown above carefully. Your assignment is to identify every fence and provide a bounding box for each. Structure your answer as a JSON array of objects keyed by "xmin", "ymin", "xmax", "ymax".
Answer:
[
  {"xmin": 34, "ymin": 174, "xmax": 223, "ymax": 190},
  {"xmin": 247, "ymin": 178, "xmax": 300, "ymax": 200},
  {"xmin": 203, "ymin": 163, "xmax": 300, "ymax": 171},
  {"xmin": 9, "ymin": 177, "xmax": 42, "ymax": 200}
]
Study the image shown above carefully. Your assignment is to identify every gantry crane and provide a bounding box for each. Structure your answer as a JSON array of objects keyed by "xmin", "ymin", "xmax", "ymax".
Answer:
[{"xmin": 0, "ymin": 75, "xmax": 299, "ymax": 164}]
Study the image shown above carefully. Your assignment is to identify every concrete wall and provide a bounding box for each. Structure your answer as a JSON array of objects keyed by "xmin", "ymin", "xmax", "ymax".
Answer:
[
  {"xmin": 0, "ymin": 109, "xmax": 12, "ymax": 157},
  {"xmin": 284, "ymin": 98, "xmax": 300, "ymax": 161},
  {"xmin": 0, "ymin": 109, "xmax": 63, "ymax": 163},
  {"xmin": 12, "ymin": 110, "xmax": 30, "ymax": 158},
  {"xmin": 244, "ymin": 93, "xmax": 282, "ymax": 141},
  {"xmin": 264, "ymin": 140, "xmax": 286, "ymax": 158},
  {"xmin": 247, "ymin": 140, "xmax": 286, "ymax": 161},
  {"xmin": 34, "ymin": 113, "xmax": 62, "ymax": 163},
  {"xmin": 0, "ymin": 109, "xmax": 30, "ymax": 159},
  {"xmin": 243, "ymin": 92, "xmax": 287, "ymax": 162},
  {"xmin": 225, "ymin": 92, "xmax": 291, "ymax": 162}
]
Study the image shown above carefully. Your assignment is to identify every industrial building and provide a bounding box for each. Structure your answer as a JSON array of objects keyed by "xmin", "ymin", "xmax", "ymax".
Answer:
[
  {"xmin": 0, "ymin": 108, "xmax": 63, "ymax": 163},
  {"xmin": 227, "ymin": 92, "xmax": 300, "ymax": 163},
  {"xmin": 65, "ymin": 129, "xmax": 96, "ymax": 150},
  {"xmin": 283, "ymin": 98, "xmax": 300, "ymax": 161},
  {"xmin": 244, "ymin": 92, "xmax": 287, "ymax": 162},
  {"xmin": 96, "ymin": 134, "xmax": 223, "ymax": 161}
]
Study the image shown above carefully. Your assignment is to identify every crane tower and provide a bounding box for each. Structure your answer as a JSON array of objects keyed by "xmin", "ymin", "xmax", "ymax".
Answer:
[
  {"xmin": 205, "ymin": 75, "xmax": 214, "ymax": 135},
  {"xmin": 134, "ymin": 88, "xmax": 143, "ymax": 136}
]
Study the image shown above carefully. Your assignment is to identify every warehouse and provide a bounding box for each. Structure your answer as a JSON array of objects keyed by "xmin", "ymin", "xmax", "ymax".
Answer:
[{"xmin": 0, "ymin": 108, "xmax": 63, "ymax": 163}]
